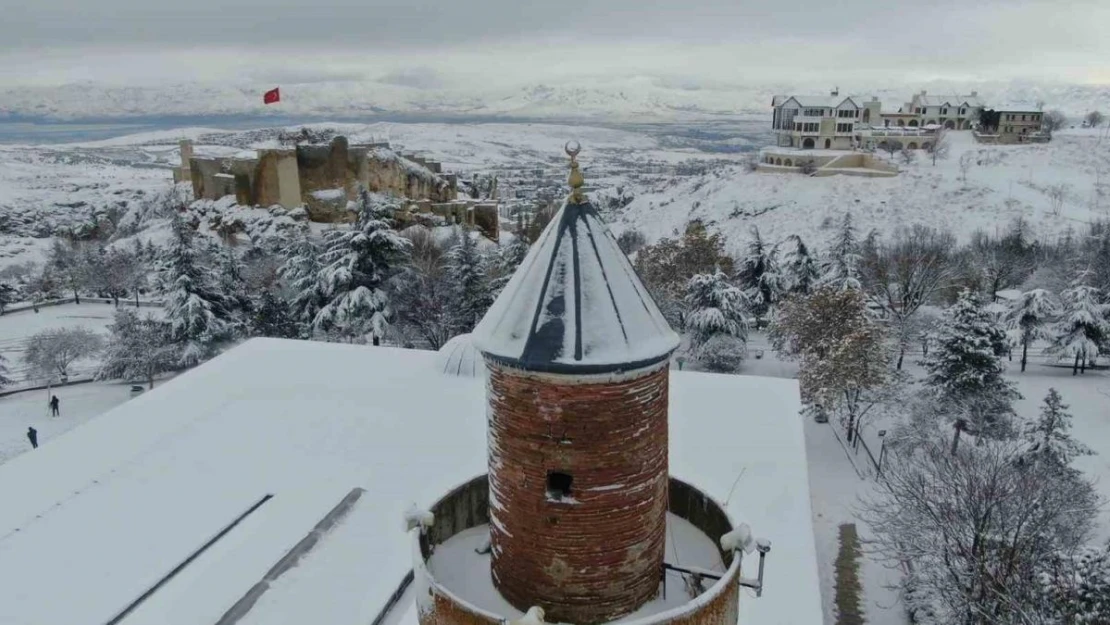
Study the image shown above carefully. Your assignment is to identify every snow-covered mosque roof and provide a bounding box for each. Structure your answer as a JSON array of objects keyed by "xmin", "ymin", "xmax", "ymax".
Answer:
[
  {"xmin": 436, "ymin": 334, "xmax": 483, "ymax": 377},
  {"xmin": 471, "ymin": 149, "xmax": 679, "ymax": 374},
  {"xmin": 0, "ymin": 339, "xmax": 818, "ymax": 625}
]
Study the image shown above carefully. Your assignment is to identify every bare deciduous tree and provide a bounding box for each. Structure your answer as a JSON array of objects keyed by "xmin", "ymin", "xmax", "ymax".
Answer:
[
  {"xmin": 929, "ymin": 127, "xmax": 950, "ymax": 165},
  {"xmin": 863, "ymin": 435, "xmax": 1099, "ymax": 625},
  {"xmin": 860, "ymin": 225, "xmax": 955, "ymax": 368},
  {"xmin": 1043, "ymin": 109, "xmax": 1068, "ymax": 135},
  {"xmin": 1085, "ymin": 110, "xmax": 1105, "ymax": 128},
  {"xmin": 1046, "ymin": 183, "xmax": 1069, "ymax": 216},
  {"xmin": 23, "ymin": 327, "xmax": 103, "ymax": 379},
  {"xmin": 959, "ymin": 152, "xmax": 974, "ymax": 183}
]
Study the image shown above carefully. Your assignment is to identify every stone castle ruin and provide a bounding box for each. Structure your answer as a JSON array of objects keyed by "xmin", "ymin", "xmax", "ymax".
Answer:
[{"xmin": 175, "ymin": 136, "xmax": 500, "ymax": 240}]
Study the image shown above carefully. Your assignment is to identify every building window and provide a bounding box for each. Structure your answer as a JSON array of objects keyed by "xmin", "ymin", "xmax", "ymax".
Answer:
[
  {"xmin": 546, "ymin": 471, "xmax": 573, "ymax": 500},
  {"xmin": 960, "ymin": 108, "xmax": 967, "ymax": 115},
  {"xmin": 838, "ymin": 110, "xmax": 856, "ymax": 118},
  {"xmin": 1022, "ymin": 114, "xmax": 1027, "ymax": 121},
  {"xmin": 836, "ymin": 123, "xmax": 853, "ymax": 133},
  {"xmin": 915, "ymin": 107, "xmax": 921, "ymax": 114},
  {"xmin": 942, "ymin": 108, "xmax": 949, "ymax": 115}
]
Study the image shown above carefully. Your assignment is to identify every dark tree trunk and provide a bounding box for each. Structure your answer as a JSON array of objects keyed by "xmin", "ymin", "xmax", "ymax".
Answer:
[
  {"xmin": 1073, "ymin": 351, "xmax": 1081, "ymax": 375},
  {"xmin": 148, "ymin": 374, "xmax": 154, "ymax": 390},
  {"xmin": 1081, "ymin": 355, "xmax": 1087, "ymax": 374},
  {"xmin": 896, "ymin": 348, "xmax": 905, "ymax": 370},
  {"xmin": 372, "ymin": 336, "xmax": 380, "ymax": 346},
  {"xmin": 951, "ymin": 421, "xmax": 963, "ymax": 455},
  {"xmin": 135, "ymin": 291, "xmax": 140, "ymax": 308},
  {"xmin": 73, "ymin": 288, "xmax": 80, "ymax": 305},
  {"xmin": 1020, "ymin": 341, "xmax": 1028, "ymax": 372}
]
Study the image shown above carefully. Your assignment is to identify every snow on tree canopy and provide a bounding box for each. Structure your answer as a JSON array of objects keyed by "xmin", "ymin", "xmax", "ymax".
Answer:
[{"xmin": 471, "ymin": 198, "xmax": 679, "ymax": 373}]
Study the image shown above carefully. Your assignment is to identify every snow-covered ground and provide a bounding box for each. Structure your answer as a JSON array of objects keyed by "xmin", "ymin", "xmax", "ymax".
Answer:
[
  {"xmin": 0, "ymin": 302, "xmax": 161, "ymax": 386},
  {"xmin": 0, "ymin": 381, "xmax": 139, "ymax": 465},
  {"xmin": 615, "ymin": 129, "xmax": 1110, "ymax": 251}
]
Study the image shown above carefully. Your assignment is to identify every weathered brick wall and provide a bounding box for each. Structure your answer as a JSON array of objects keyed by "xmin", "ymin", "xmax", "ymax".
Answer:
[{"xmin": 487, "ymin": 363, "xmax": 670, "ymax": 624}]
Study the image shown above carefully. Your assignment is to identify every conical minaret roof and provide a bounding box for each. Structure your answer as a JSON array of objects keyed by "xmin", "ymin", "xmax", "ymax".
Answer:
[{"xmin": 471, "ymin": 145, "xmax": 679, "ymax": 374}]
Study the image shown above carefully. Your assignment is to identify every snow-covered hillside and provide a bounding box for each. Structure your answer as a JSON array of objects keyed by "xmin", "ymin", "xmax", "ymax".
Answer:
[
  {"xmin": 1, "ymin": 77, "xmax": 1108, "ymax": 123},
  {"xmin": 614, "ymin": 129, "xmax": 1110, "ymax": 253},
  {"xmin": 3, "ymin": 121, "xmax": 1109, "ymax": 272}
]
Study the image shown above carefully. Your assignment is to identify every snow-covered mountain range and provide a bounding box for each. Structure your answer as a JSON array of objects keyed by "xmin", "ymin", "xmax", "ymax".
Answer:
[{"xmin": 3, "ymin": 77, "xmax": 1108, "ymax": 123}]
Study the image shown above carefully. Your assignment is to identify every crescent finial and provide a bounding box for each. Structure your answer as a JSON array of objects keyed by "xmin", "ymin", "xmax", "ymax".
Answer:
[{"xmin": 564, "ymin": 140, "xmax": 581, "ymax": 158}]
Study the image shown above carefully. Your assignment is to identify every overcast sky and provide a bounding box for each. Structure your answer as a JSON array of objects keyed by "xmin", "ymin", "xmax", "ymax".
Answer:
[{"xmin": 2, "ymin": 0, "xmax": 1108, "ymax": 87}]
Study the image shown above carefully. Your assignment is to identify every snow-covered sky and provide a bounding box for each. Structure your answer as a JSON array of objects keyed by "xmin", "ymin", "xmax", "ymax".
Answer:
[{"xmin": 3, "ymin": 0, "xmax": 1108, "ymax": 88}]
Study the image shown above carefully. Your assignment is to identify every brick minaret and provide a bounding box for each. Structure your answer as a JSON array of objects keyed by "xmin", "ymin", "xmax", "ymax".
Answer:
[{"xmin": 471, "ymin": 145, "xmax": 680, "ymax": 624}]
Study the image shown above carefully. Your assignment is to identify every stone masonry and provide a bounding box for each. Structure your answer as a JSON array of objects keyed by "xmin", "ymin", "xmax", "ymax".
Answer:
[{"xmin": 487, "ymin": 363, "xmax": 670, "ymax": 624}]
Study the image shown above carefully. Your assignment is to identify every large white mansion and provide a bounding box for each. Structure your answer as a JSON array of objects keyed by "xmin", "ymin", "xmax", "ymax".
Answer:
[{"xmin": 771, "ymin": 89, "xmax": 988, "ymax": 151}]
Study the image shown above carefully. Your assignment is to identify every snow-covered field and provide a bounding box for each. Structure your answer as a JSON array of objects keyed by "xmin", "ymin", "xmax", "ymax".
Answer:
[
  {"xmin": 0, "ymin": 381, "xmax": 138, "ymax": 465},
  {"xmin": 0, "ymin": 302, "xmax": 161, "ymax": 386}
]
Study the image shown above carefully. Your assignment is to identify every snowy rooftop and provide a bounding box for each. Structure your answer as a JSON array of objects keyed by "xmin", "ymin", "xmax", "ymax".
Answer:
[
  {"xmin": 471, "ymin": 198, "xmax": 679, "ymax": 373},
  {"xmin": 0, "ymin": 339, "xmax": 819, "ymax": 625},
  {"xmin": 917, "ymin": 94, "xmax": 984, "ymax": 107}
]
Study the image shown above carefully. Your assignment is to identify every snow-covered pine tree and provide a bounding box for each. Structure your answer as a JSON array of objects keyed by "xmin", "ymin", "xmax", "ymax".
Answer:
[
  {"xmin": 97, "ymin": 308, "xmax": 176, "ymax": 389},
  {"xmin": 735, "ymin": 225, "xmax": 782, "ymax": 321},
  {"xmin": 1039, "ymin": 542, "xmax": 1110, "ymax": 624},
  {"xmin": 211, "ymin": 243, "xmax": 254, "ymax": 336},
  {"xmin": 159, "ymin": 214, "xmax": 227, "ymax": 367},
  {"xmin": 782, "ymin": 234, "xmax": 820, "ymax": 295},
  {"xmin": 446, "ymin": 227, "xmax": 494, "ymax": 334},
  {"xmin": 1003, "ymin": 288, "xmax": 1060, "ymax": 372},
  {"xmin": 1023, "ymin": 388, "xmax": 1093, "ymax": 467},
  {"xmin": 923, "ymin": 289, "xmax": 1020, "ymax": 443},
  {"xmin": 820, "ymin": 212, "xmax": 862, "ymax": 291},
  {"xmin": 684, "ymin": 269, "xmax": 750, "ymax": 371},
  {"xmin": 314, "ymin": 190, "xmax": 411, "ymax": 345},
  {"xmin": 252, "ymin": 290, "xmax": 299, "ymax": 339},
  {"xmin": 1051, "ymin": 279, "xmax": 1108, "ymax": 375},
  {"xmin": 491, "ymin": 217, "xmax": 531, "ymax": 296},
  {"xmin": 278, "ymin": 229, "xmax": 326, "ymax": 337}
]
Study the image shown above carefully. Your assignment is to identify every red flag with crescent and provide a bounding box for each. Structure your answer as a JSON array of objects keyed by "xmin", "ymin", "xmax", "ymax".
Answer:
[{"xmin": 263, "ymin": 88, "xmax": 280, "ymax": 105}]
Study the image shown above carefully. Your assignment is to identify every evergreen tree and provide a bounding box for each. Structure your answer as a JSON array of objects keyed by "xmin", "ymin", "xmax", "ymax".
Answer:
[
  {"xmin": 314, "ymin": 190, "xmax": 411, "ymax": 345},
  {"xmin": 923, "ymin": 289, "xmax": 1020, "ymax": 444},
  {"xmin": 820, "ymin": 212, "xmax": 862, "ymax": 291},
  {"xmin": 252, "ymin": 290, "xmax": 299, "ymax": 339},
  {"xmin": 491, "ymin": 217, "xmax": 531, "ymax": 296},
  {"xmin": 97, "ymin": 309, "xmax": 176, "ymax": 389},
  {"xmin": 1051, "ymin": 280, "xmax": 1108, "ymax": 375},
  {"xmin": 735, "ymin": 225, "xmax": 782, "ymax": 320},
  {"xmin": 1003, "ymin": 288, "xmax": 1060, "ymax": 372},
  {"xmin": 1023, "ymin": 388, "xmax": 1093, "ymax": 467},
  {"xmin": 1040, "ymin": 543, "xmax": 1110, "ymax": 624},
  {"xmin": 159, "ymin": 215, "xmax": 227, "ymax": 367},
  {"xmin": 446, "ymin": 227, "xmax": 493, "ymax": 334},
  {"xmin": 684, "ymin": 269, "xmax": 751, "ymax": 361},
  {"xmin": 211, "ymin": 243, "xmax": 254, "ymax": 335},
  {"xmin": 278, "ymin": 229, "xmax": 326, "ymax": 336},
  {"xmin": 782, "ymin": 234, "xmax": 820, "ymax": 295}
]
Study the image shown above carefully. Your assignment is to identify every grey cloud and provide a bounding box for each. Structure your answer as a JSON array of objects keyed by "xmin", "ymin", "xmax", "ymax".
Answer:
[{"xmin": 1, "ymin": 0, "xmax": 1107, "ymax": 86}]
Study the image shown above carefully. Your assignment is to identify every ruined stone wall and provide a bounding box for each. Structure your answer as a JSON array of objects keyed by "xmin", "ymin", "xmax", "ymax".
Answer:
[
  {"xmin": 254, "ymin": 149, "xmax": 302, "ymax": 208},
  {"xmin": 487, "ymin": 363, "xmax": 670, "ymax": 624}
]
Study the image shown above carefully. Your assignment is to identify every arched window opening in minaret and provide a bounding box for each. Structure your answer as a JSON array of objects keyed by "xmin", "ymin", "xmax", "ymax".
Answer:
[{"xmin": 546, "ymin": 471, "xmax": 573, "ymax": 501}]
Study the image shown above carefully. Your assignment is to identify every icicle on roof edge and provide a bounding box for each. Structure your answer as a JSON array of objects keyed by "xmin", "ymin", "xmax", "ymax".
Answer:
[{"xmin": 471, "ymin": 142, "xmax": 679, "ymax": 374}]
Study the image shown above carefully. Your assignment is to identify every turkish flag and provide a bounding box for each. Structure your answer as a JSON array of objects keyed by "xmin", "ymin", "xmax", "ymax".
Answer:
[{"xmin": 263, "ymin": 88, "xmax": 280, "ymax": 105}]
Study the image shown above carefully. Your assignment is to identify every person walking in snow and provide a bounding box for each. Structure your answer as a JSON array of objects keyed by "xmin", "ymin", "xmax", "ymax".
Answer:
[
  {"xmin": 27, "ymin": 427, "xmax": 38, "ymax": 449},
  {"xmin": 49, "ymin": 395, "xmax": 60, "ymax": 417}
]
